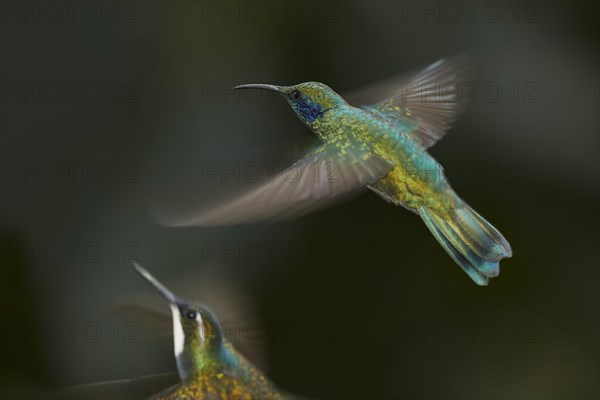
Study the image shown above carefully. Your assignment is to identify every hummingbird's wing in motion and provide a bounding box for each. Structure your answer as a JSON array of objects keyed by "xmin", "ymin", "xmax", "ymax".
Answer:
[
  {"xmin": 50, "ymin": 372, "xmax": 179, "ymax": 399},
  {"xmin": 353, "ymin": 55, "xmax": 473, "ymax": 149},
  {"xmin": 154, "ymin": 141, "xmax": 395, "ymax": 226}
]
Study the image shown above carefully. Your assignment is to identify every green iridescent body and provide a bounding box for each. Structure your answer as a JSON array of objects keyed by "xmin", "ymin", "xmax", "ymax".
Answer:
[
  {"xmin": 312, "ymin": 105, "xmax": 451, "ymax": 213},
  {"xmin": 153, "ymin": 341, "xmax": 282, "ymax": 400}
]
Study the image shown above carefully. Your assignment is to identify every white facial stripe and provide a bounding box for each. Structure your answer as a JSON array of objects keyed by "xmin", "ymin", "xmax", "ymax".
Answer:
[
  {"xmin": 170, "ymin": 304, "xmax": 186, "ymax": 379},
  {"xmin": 198, "ymin": 311, "xmax": 205, "ymax": 344}
]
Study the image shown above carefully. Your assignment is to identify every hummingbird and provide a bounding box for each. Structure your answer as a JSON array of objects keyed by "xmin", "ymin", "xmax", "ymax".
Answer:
[
  {"xmin": 156, "ymin": 56, "xmax": 512, "ymax": 286},
  {"xmin": 132, "ymin": 262, "xmax": 288, "ymax": 399}
]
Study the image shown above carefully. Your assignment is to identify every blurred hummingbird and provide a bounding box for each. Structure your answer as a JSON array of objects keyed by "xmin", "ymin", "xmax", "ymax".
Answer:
[
  {"xmin": 132, "ymin": 262, "xmax": 287, "ymax": 399},
  {"xmin": 157, "ymin": 56, "xmax": 512, "ymax": 286}
]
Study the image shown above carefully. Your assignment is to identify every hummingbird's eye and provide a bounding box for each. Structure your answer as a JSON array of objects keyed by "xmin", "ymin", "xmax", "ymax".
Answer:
[
  {"xmin": 291, "ymin": 90, "xmax": 301, "ymax": 100},
  {"xmin": 186, "ymin": 310, "xmax": 197, "ymax": 320}
]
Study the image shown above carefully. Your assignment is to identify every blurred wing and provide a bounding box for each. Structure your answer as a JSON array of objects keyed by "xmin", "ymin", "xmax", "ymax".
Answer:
[
  {"xmin": 357, "ymin": 55, "xmax": 473, "ymax": 148},
  {"xmin": 156, "ymin": 141, "xmax": 395, "ymax": 226},
  {"xmin": 112, "ymin": 296, "xmax": 172, "ymax": 339},
  {"xmin": 51, "ymin": 373, "xmax": 178, "ymax": 399}
]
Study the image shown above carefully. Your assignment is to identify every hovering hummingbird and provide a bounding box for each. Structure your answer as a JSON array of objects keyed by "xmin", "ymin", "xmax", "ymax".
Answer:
[
  {"xmin": 157, "ymin": 57, "xmax": 512, "ymax": 286},
  {"xmin": 132, "ymin": 262, "xmax": 287, "ymax": 399}
]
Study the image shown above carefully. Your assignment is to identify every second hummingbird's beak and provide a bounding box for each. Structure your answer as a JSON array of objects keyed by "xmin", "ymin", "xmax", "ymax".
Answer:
[
  {"xmin": 132, "ymin": 261, "xmax": 181, "ymax": 305},
  {"xmin": 234, "ymin": 84, "xmax": 282, "ymax": 93}
]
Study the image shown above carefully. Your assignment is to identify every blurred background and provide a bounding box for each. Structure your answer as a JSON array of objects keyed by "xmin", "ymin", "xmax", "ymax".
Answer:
[{"xmin": 1, "ymin": 1, "xmax": 598, "ymax": 399}]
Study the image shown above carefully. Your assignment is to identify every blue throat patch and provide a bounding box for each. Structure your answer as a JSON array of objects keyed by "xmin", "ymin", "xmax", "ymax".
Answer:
[{"xmin": 295, "ymin": 100, "xmax": 324, "ymax": 124}]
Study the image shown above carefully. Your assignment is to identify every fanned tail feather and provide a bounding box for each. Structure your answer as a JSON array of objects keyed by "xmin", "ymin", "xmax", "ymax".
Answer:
[{"xmin": 418, "ymin": 198, "xmax": 512, "ymax": 286}]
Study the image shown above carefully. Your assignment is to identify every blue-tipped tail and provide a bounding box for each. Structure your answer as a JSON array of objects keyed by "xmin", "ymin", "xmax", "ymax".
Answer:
[{"xmin": 418, "ymin": 199, "xmax": 512, "ymax": 286}]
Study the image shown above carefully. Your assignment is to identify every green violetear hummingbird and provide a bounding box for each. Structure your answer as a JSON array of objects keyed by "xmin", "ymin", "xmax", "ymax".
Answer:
[
  {"xmin": 132, "ymin": 262, "xmax": 288, "ymax": 400},
  {"xmin": 159, "ymin": 57, "xmax": 511, "ymax": 286}
]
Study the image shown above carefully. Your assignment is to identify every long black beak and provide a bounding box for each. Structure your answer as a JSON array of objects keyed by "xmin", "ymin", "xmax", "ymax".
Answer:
[
  {"xmin": 132, "ymin": 261, "xmax": 181, "ymax": 305},
  {"xmin": 234, "ymin": 84, "xmax": 282, "ymax": 92}
]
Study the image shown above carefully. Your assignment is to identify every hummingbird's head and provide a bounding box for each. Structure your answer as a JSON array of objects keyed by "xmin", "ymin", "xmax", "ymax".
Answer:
[
  {"xmin": 132, "ymin": 262, "xmax": 223, "ymax": 380},
  {"xmin": 235, "ymin": 82, "xmax": 347, "ymax": 127}
]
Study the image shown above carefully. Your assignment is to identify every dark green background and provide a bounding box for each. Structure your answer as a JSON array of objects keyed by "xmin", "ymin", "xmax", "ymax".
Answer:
[{"xmin": 1, "ymin": 1, "xmax": 598, "ymax": 399}]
